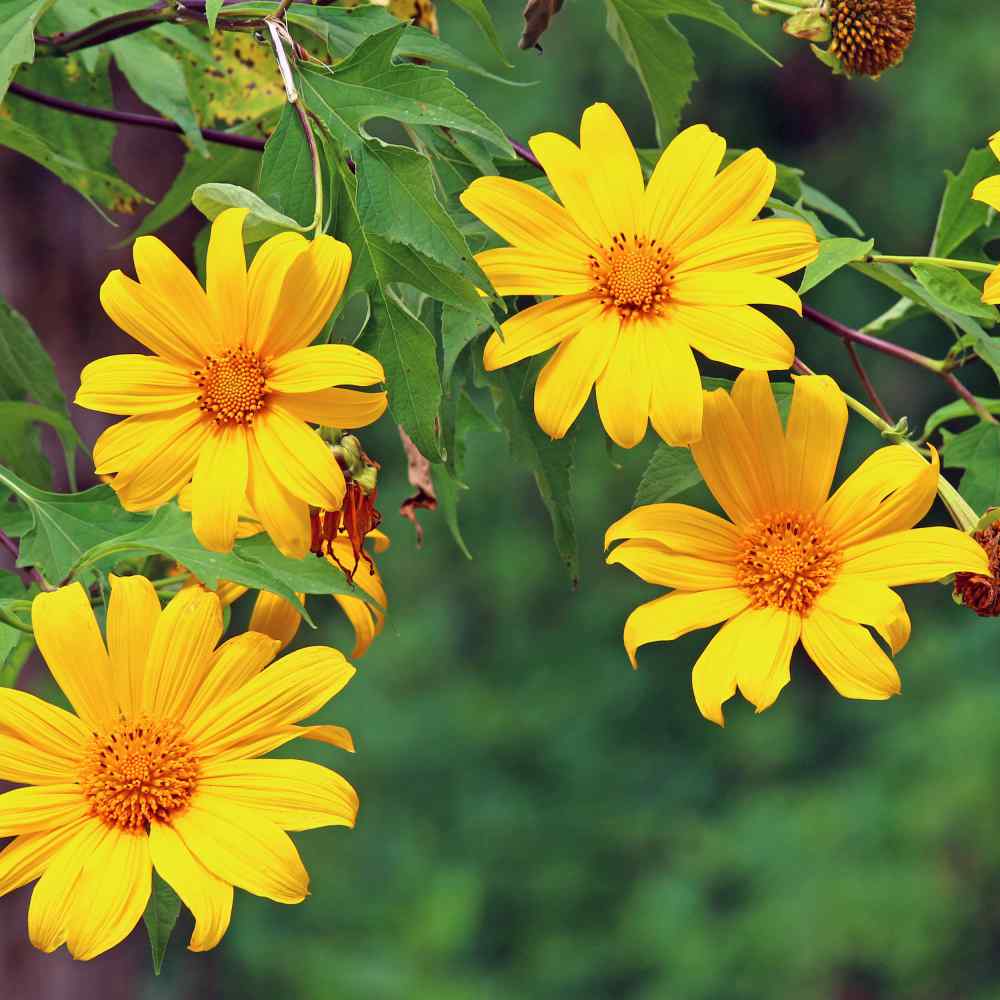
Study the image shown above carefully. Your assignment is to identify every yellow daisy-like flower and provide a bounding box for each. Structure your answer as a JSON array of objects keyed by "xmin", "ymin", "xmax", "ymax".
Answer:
[
  {"xmin": 76, "ymin": 207, "xmax": 389, "ymax": 557},
  {"xmin": 605, "ymin": 371, "xmax": 989, "ymax": 725},
  {"xmin": 972, "ymin": 131, "xmax": 1000, "ymax": 305},
  {"xmin": 0, "ymin": 580, "xmax": 358, "ymax": 960},
  {"xmin": 199, "ymin": 529, "xmax": 390, "ymax": 659},
  {"xmin": 459, "ymin": 103, "xmax": 819, "ymax": 447}
]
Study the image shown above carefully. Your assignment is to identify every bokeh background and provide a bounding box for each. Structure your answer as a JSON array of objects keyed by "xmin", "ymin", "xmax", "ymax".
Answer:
[{"xmin": 2, "ymin": 2, "xmax": 1000, "ymax": 997}]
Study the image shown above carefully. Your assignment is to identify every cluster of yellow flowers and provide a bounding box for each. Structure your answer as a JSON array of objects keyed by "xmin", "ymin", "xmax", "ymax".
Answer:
[{"xmin": 0, "ymin": 103, "xmax": 993, "ymax": 961}]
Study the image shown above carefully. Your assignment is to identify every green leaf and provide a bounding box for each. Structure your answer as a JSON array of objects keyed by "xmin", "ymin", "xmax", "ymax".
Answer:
[
  {"xmin": 0, "ymin": 473, "xmax": 146, "ymax": 584},
  {"xmin": 359, "ymin": 294, "xmax": 443, "ymax": 461},
  {"xmin": 0, "ymin": 0, "xmax": 53, "ymax": 101},
  {"xmin": 127, "ymin": 129, "xmax": 262, "ymax": 240},
  {"xmin": 911, "ymin": 264, "xmax": 998, "ymax": 322},
  {"xmin": 970, "ymin": 333, "xmax": 1000, "ymax": 383},
  {"xmin": 205, "ymin": 0, "xmax": 224, "ymax": 33},
  {"xmin": 192, "ymin": 183, "xmax": 309, "ymax": 242},
  {"xmin": 355, "ymin": 140, "xmax": 489, "ymax": 289},
  {"xmin": 634, "ymin": 443, "xmax": 703, "ymax": 505},
  {"xmin": 924, "ymin": 397, "xmax": 1000, "ymax": 440},
  {"xmin": 605, "ymin": 0, "xmax": 695, "ymax": 144},
  {"xmin": 0, "ymin": 296, "xmax": 66, "ymax": 412},
  {"xmin": 800, "ymin": 182, "xmax": 865, "ymax": 237},
  {"xmin": 441, "ymin": 0, "xmax": 510, "ymax": 65},
  {"xmin": 441, "ymin": 304, "xmax": 486, "ymax": 386},
  {"xmin": 0, "ymin": 402, "xmax": 83, "ymax": 488},
  {"xmin": 143, "ymin": 872, "xmax": 181, "ymax": 976},
  {"xmin": 432, "ymin": 463, "xmax": 472, "ymax": 560},
  {"xmin": 931, "ymin": 148, "xmax": 999, "ymax": 258},
  {"xmin": 258, "ymin": 102, "xmax": 316, "ymax": 229},
  {"xmin": 110, "ymin": 34, "xmax": 207, "ymax": 155},
  {"xmin": 652, "ymin": 0, "xmax": 777, "ymax": 64},
  {"xmin": 491, "ymin": 364, "xmax": 578, "ymax": 585},
  {"xmin": 0, "ymin": 117, "xmax": 145, "ymax": 219},
  {"xmin": 298, "ymin": 25, "xmax": 511, "ymax": 155},
  {"xmin": 941, "ymin": 422, "xmax": 1000, "ymax": 515},
  {"xmin": 799, "ymin": 238, "xmax": 874, "ymax": 294}
]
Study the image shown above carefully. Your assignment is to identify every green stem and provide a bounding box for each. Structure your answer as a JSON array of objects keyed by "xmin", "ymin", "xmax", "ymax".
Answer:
[
  {"xmin": 0, "ymin": 604, "xmax": 33, "ymax": 634},
  {"xmin": 867, "ymin": 254, "xmax": 996, "ymax": 275},
  {"xmin": 749, "ymin": 0, "xmax": 808, "ymax": 15}
]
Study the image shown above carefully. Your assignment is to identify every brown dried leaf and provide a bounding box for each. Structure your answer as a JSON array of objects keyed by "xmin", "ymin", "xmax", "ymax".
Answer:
[
  {"xmin": 519, "ymin": 0, "xmax": 565, "ymax": 50},
  {"xmin": 398, "ymin": 425, "xmax": 437, "ymax": 547}
]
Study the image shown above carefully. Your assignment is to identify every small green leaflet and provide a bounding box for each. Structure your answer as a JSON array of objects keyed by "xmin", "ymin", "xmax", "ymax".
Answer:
[
  {"xmin": 442, "ymin": 0, "xmax": 511, "ymax": 66},
  {"xmin": 143, "ymin": 872, "xmax": 181, "ymax": 976},
  {"xmin": 205, "ymin": 0, "xmax": 224, "ymax": 33},
  {"xmin": 258, "ymin": 102, "xmax": 317, "ymax": 229},
  {"xmin": 0, "ymin": 0, "xmax": 53, "ymax": 101},
  {"xmin": 799, "ymin": 238, "xmax": 874, "ymax": 294},
  {"xmin": 931, "ymin": 147, "xmax": 999, "ymax": 258},
  {"xmin": 941, "ymin": 422, "xmax": 1000, "ymax": 515},
  {"xmin": 911, "ymin": 264, "xmax": 998, "ymax": 323},
  {"xmin": 192, "ymin": 183, "xmax": 309, "ymax": 242},
  {"xmin": 924, "ymin": 397, "xmax": 1000, "ymax": 440},
  {"xmin": 634, "ymin": 444, "xmax": 703, "ymax": 506},
  {"xmin": 298, "ymin": 24, "xmax": 510, "ymax": 156}
]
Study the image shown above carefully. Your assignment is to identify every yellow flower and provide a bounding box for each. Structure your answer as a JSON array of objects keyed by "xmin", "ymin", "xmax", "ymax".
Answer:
[
  {"xmin": 76, "ymin": 208, "xmax": 389, "ymax": 557},
  {"xmin": 459, "ymin": 103, "xmax": 818, "ymax": 447},
  {"xmin": 605, "ymin": 371, "xmax": 990, "ymax": 725},
  {"xmin": 0, "ymin": 580, "xmax": 358, "ymax": 960},
  {"xmin": 972, "ymin": 131, "xmax": 1000, "ymax": 305},
  {"xmin": 201, "ymin": 529, "xmax": 390, "ymax": 659}
]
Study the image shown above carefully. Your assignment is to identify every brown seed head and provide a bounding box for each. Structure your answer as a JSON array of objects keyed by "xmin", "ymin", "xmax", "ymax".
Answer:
[
  {"xmin": 826, "ymin": 0, "xmax": 916, "ymax": 77},
  {"xmin": 955, "ymin": 522, "xmax": 1000, "ymax": 617}
]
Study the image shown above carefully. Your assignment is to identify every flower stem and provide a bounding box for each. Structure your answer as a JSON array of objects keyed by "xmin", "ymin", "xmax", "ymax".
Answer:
[
  {"xmin": 7, "ymin": 82, "xmax": 267, "ymax": 151},
  {"xmin": 0, "ymin": 603, "xmax": 33, "ymax": 634},
  {"xmin": 748, "ymin": 0, "xmax": 807, "ymax": 15},
  {"xmin": 867, "ymin": 254, "xmax": 996, "ymax": 275}
]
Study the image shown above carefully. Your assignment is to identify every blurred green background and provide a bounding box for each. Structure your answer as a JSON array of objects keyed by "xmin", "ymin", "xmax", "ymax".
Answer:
[{"xmin": 6, "ymin": 1, "xmax": 1000, "ymax": 998}]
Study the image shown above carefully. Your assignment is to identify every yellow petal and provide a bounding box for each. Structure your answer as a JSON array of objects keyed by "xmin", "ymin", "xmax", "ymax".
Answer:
[
  {"xmin": 149, "ymin": 821, "xmax": 233, "ymax": 952},
  {"xmin": 784, "ymin": 374, "xmax": 847, "ymax": 513},
  {"xmin": 28, "ymin": 816, "xmax": 105, "ymax": 953},
  {"xmin": 257, "ymin": 235, "xmax": 352, "ymax": 356},
  {"xmin": 605, "ymin": 502, "xmax": 741, "ymax": 559},
  {"xmin": 671, "ymin": 148, "xmax": 776, "ymax": 249},
  {"xmin": 333, "ymin": 595, "xmax": 380, "ymax": 658},
  {"xmin": 972, "ymin": 175, "xmax": 1000, "ymax": 211},
  {"xmin": 76, "ymin": 354, "xmax": 198, "ymax": 415},
  {"xmin": 206, "ymin": 207, "xmax": 249, "ymax": 351},
  {"xmin": 673, "ymin": 304, "xmax": 794, "ymax": 371},
  {"xmin": 92, "ymin": 406, "xmax": 201, "ymax": 478},
  {"xmin": 65, "ymin": 825, "xmax": 152, "ymax": 961},
  {"xmin": 578, "ymin": 102, "xmax": 644, "ymax": 239},
  {"xmin": 459, "ymin": 175, "xmax": 595, "ymax": 258},
  {"xmin": 32, "ymin": 584, "xmax": 117, "ymax": 730},
  {"xmin": 278, "ymin": 387, "xmax": 388, "ymax": 428},
  {"xmin": 670, "ymin": 271, "xmax": 802, "ymax": 313},
  {"xmin": 268, "ymin": 343, "xmax": 384, "ymax": 392},
  {"xmin": 99, "ymin": 270, "xmax": 205, "ymax": 369},
  {"xmin": 482, "ymin": 292, "xmax": 603, "ymax": 370},
  {"xmin": 172, "ymin": 796, "xmax": 309, "ymax": 904},
  {"xmin": 0, "ymin": 784, "xmax": 88, "ymax": 837},
  {"xmin": 246, "ymin": 232, "xmax": 310, "ymax": 354},
  {"xmin": 815, "ymin": 577, "xmax": 911, "ymax": 654},
  {"xmin": 730, "ymin": 370, "xmax": 788, "ymax": 508},
  {"xmin": 691, "ymin": 388, "xmax": 772, "ymax": 527},
  {"xmin": 186, "ymin": 646, "xmax": 355, "ymax": 761},
  {"xmin": 800, "ymin": 607, "xmax": 901, "ymax": 700},
  {"xmin": 142, "ymin": 586, "xmax": 223, "ymax": 720},
  {"xmin": 249, "ymin": 591, "xmax": 303, "ymax": 651},
  {"xmin": 642, "ymin": 124, "xmax": 726, "ymax": 243},
  {"xmin": 296, "ymin": 723, "xmax": 355, "ymax": 752},
  {"xmin": 0, "ymin": 820, "xmax": 92, "ymax": 897},
  {"xmin": 246, "ymin": 433, "xmax": 312, "ymax": 558},
  {"xmin": 983, "ymin": 265, "xmax": 1000, "ymax": 305},
  {"xmin": 0, "ymin": 734, "xmax": 79, "ymax": 785},
  {"xmin": 107, "ymin": 574, "xmax": 161, "ymax": 716},
  {"xmin": 190, "ymin": 425, "xmax": 249, "ymax": 553},
  {"xmin": 840, "ymin": 526, "xmax": 990, "ymax": 585},
  {"xmin": 528, "ymin": 130, "xmax": 613, "ymax": 246},
  {"xmin": 182, "ymin": 631, "xmax": 281, "ymax": 726},
  {"xmin": 607, "ymin": 539, "xmax": 737, "ymax": 590},
  {"xmin": 198, "ymin": 758, "xmax": 358, "ymax": 831},
  {"xmin": 644, "ymin": 323, "xmax": 702, "ymax": 446},
  {"xmin": 691, "ymin": 606, "xmax": 800, "ymax": 725},
  {"xmin": 252, "ymin": 405, "xmax": 346, "ymax": 509},
  {"xmin": 133, "ymin": 234, "xmax": 221, "ymax": 357},
  {"xmin": 0, "ymin": 687, "xmax": 90, "ymax": 761},
  {"xmin": 821, "ymin": 445, "xmax": 938, "ymax": 548},
  {"xmin": 475, "ymin": 246, "xmax": 593, "ymax": 296},
  {"xmin": 108, "ymin": 409, "xmax": 212, "ymax": 512},
  {"xmin": 623, "ymin": 587, "xmax": 750, "ymax": 669},
  {"xmin": 595, "ymin": 323, "xmax": 650, "ymax": 449},
  {"xmin": 674, "ymin": 218, "xmax": 819, "ymax": 278},
  {"xmin": 533, "ymin": 308, "xmax": 619, "ymax": 439}
]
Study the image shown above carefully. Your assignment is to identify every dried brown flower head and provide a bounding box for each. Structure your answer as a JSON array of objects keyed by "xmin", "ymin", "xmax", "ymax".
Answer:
[
  {"xmin": 955, "ymin": 522, "xmax": 1000, "ymax": 617},
  {"xmin": 826, "ymin": 0, "xmax": 916, "ymax": 77}
]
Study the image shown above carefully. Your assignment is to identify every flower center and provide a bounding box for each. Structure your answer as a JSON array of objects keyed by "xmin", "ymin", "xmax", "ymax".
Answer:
[
  {"xmin": 80, "ymin": 717, "xmax": 199, "ymax": 831},
  {"xmin": 590, "ymin": 234, "xmax": 672, "ymax": 320},
  {"xmin": 194, "ymin": 346, "xmax": 268, "ymax": 425},
  {"xmin": 736, "ymin": 512, "xmax": 841, "ymax": 614},
  {"xmin": 826, "ymin": 0, "xmax": 915, "ymax": 77}
]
